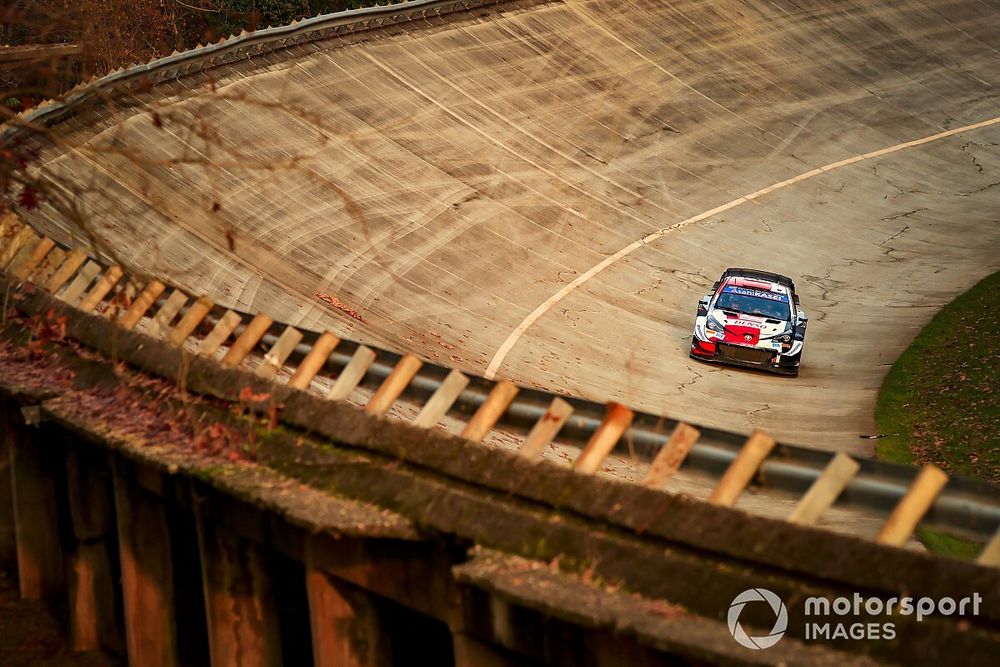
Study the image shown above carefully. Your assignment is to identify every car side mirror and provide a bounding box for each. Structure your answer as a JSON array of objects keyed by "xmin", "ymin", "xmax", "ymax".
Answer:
[
  {"xmin": 796, "ymin": 310, "xmax": 808, "ymax": 324},
  {"xmin": 697, "ymin": 295, "xmax": 711, "ymax": 316}
]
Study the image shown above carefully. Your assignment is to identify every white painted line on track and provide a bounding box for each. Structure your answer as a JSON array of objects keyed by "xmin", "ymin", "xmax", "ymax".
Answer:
[{"xmin": 484, "ymin": 114, "xmax": 1000, "ymax": 379}]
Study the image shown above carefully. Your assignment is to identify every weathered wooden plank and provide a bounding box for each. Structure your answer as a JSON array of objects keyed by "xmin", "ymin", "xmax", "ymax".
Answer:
[
  {"xmin": 366, "ymin": 352, "xmax": 422, "ymax": 416},
  {"xmin": 709, "ymin": 431, "xmax": 776, "ymax": 507},
  {"xmin": 788, "ymin": 453, "xmax": 860, "ymax": 525},
  {"xmin": 642, "ymin": 423, "xmax": 700, "ymax": 489},
  {"xmin": 120, "ymin": 280, "xmax": 166, "ymax": 329},
  {"xmin": 288, "ymin": 331, "xmax": 340, "ymax": 390},
  {"xmin": 413, "ymin": 369, "xmax": 469, "ymax": 428},
  {"xmin": 875, "ymin": 465, "xmax": 949, "ymax": 546},
  {"xmin": 519, "ymin": 397, "xmax": 573, "ymax": 460},
  {"xmin": 461, "ymin": 379, "xmax": 518, "ymax": 443},
  {"xmin": 221, "ymin": 313, "xmax": 272, "ymax": 368},
  {"xmin": 574, "ymin": 402, "xmax": 634, "ymax": 474},
  {"xmin": 328, "ymin": 346, "xmax": 376, "ymax": 401}
]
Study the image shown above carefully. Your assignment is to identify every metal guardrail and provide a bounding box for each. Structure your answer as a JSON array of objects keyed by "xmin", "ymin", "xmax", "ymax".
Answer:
[
  {"xmin": 3, "ymin": 0, "xmax": 508, "ymax": 141},
  {"xmin": 2, "ymin": 218, "xmax": 999, "ymax": 556}
]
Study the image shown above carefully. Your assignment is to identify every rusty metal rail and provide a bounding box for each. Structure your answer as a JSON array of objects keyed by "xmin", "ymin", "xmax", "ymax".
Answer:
[{"xmin": 2, "ymin": 217, "xmax": 999, "ymax": 559}]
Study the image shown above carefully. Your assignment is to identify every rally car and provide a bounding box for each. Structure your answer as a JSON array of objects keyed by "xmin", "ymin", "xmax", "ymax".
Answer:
[{"xmin": 689, "ymin": 268, "xmax": 807, "ymax": 376}]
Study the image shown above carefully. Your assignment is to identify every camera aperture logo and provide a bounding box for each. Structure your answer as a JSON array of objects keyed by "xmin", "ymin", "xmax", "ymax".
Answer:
[{"xmin": 728, "ymin": 588, "xmax": 788, "ymax": 649}]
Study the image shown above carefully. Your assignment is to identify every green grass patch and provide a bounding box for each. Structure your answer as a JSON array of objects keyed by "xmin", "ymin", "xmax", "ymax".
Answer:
[
  {"xmin": 875, "ymin": 271, "xmax": 1000, "ymax": 482},
  {"xmin": 876, "ymin": 271, "xmax": 1000, "ymax": 559}
]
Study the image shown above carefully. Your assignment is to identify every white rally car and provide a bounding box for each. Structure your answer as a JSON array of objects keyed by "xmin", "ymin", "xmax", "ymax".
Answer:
[{"xmin": 689, "ymin": 268, "xmax": 807, "ymax": 376}]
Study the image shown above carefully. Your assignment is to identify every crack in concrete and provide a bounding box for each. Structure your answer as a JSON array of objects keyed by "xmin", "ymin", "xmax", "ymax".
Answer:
[
  {"xmin": 880, "ymin": 209, "xmax": 926, "ymax": 222},
  {"xmin": 962, "ymin": 141, "xmax": 985, "ymax": 173},
  {"xmin": 880, "ymin": 225, "xmax": 911, "ymax": 245},
  {"xmin": 634, "ymin": 274, "xmax": 663, "ymax": 296},
  {"xmin": 959, "ymin": 181, "xmax": 1000, "ymax": 196}
]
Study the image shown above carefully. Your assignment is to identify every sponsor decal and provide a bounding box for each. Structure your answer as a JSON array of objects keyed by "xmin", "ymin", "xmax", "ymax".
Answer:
[{"xmin": 723, "ymin": 285, "xmax": 789, "ymax": 303}]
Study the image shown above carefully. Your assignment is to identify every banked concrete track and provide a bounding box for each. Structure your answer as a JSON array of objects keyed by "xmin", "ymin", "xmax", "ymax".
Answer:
[{"xmin": 22, "ymin": 0, "xmax": 1000, "ymax": 454}]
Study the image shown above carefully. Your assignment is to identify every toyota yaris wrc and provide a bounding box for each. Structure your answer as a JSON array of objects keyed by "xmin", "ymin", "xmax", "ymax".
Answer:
[{"xmin": 690, "ymin": 268, "xmax": 807, "ymax": 376}]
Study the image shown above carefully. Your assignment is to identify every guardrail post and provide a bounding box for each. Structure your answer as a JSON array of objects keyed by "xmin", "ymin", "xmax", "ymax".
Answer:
[
  {"xmin": 642, "ymin": 422, "xmax": 699, "ymax": 489},
  {"xmin": 574, "ymin": 402, "xmax": 634, "ymax": 474},
  {"xmin": 519, "ymin": 397, "xmax": 573, "ymax": 460},
  {"xmin": 112, "ymin": 458, "xmax": 180, "ymax": 666},
  {"xmin": 198, "ymin": 311, "xmax": 243, "ymax": 356},
  {"xmin": 461, "ymin": 379, "xmax": 519, "ymax": 443},
  {"xmin": 328, "ymin": 346, "xmax": 377, "ymax": 401},
  {"xmin": 65, "ymin": 445, "xmax": 124, "ymax": 653},
  {"xmin": 978, "ymin": 528, "xmax": 1000, "ymax": 567},
  {"xmin": 195, "ymin": 511, "xmax": 282, "ymax": 667},
  {"xmin": 120, "ymin": 280, "xmax": 166, "ymax": 329},
  {"xmin": 413, "ymin": 369, "xmax": 469, "ymax": 428},
  {"xmin": 289, "ymin": 331, "xmax": 340, "ymax": 390},
  {"xmin": 788, "ymin": 452, "xmax": 860, "ymax": 525},
  {"xmin": 221, "ymin": 313, "xmax": 272, "ymax": 368},
  {"xmin": 709, "ymin": 430, "xmax": 776, "ymax": 506},
  {"xmin": 10, "ymin": 236, "xmax": 54, "ymax": 280},
  {"xmin": 875, "ymin": 465, "xmax": 949, "ymax": 546},
  {"xmin": 5, "ymin": 405, "xmax": 65, "ymax": 600},
  {"xmin": 168, "ymin": 295, "xmax": 214, "ymax": 347},
  {"xmin": 44, "ymin": 248, "xmax": 88, "ymax": 293}
]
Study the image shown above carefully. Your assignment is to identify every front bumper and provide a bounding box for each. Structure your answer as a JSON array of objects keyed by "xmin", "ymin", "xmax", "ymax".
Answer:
[{"xmin": 689, "ymin": 336, "xmax": 801, "ymax": 375}]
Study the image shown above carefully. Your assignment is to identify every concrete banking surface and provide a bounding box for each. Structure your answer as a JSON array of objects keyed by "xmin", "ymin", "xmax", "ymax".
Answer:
[{"xmin": 26, "ymin": 0, "xmax": 1000, "ymax": 455}]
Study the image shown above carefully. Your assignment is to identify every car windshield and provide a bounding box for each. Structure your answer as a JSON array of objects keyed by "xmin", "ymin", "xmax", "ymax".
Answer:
[{"xmin": 715, "ymin": 289, "xmax": 791, "ymax": 320}]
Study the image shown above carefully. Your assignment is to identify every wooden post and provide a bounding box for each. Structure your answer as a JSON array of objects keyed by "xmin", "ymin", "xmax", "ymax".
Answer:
[
  {"xmin": 6, "ymin": 409, "xmax": 65, "ymax": 600},
  {"xmin": 144, "ymin": 290, "xmax": 188, "ymax": 339},
  {"xmin": 255, "ymin": 326, "xmax": 304, "ymax": 380},
  {"xmin": 788, "ymin": 453, "xmax": 860, "ymax": 525},
  {"xmin": 112, "ymin": 459, "xmax": 179, "ymax": 667},
  {"xmin": 221, "ymin": 313, "xmax": 272, "ymax": 368},
  {"xmin": 288, "ymin": 331, "xmax": 340, "ymax": 390},
  {"xmin": 44, "ymin": 248, "xmax": 87, "ymax": 293},
  {"xmin": 59, "ymin": 260, "xmax": 102, "ymax": 305},
  {"xmin": 198, "ymin": 311, "xmax": 242, "ymax": 357},
  {"xmin": 167, "ymin": 296, "xmax": 214, "ymax": 347},
  {"xmin": 574, "ymin": 402, "xmax": 634, "ymax": 474},
  {"xmin": 31, "ymin": 246, "xmax": 66, "ymax": 285},
  {"xmin": 452, "ymin": 633, "xmax": 522, "ymax": 667},
  {"xmin": 65, "ymin": 446, "xmax": 124, "ymax": 653},
  {"xmin": 642, "ymin": 422, "xmax": 700, "ymax": 489},
  {"xmin": 366, "ymin": 353, "xmax": 423, "ymax": 417},
  {"xmin": 977, "ymin": 527, "xmax": 1000, "ymax": 567},
  {"xmin": 305, "ymin": 565, "xmax": 391, "ymax": 667},
  {"xmin": 875, "ymin": 465, "xmax": 949, "ymax": 546},
  {"xmin": 709, "ymin": 431, "xmax": 776, "ymax": 506},
  {"xmin": 519, "ymin": 398, "xmax": 573, "ymax": 460},
  {"xmin": 413, "ymin": 369, "xmax": 469, "ymax": 428},
  {"xmin": 10, "ymin": 236, "xmax": 55, "ymax": 280},
  {"xmin": 120, "ymin": 280, "xmax": 166, "ymax": 330},
  {"xmin": 461, "ymin": 380, "xmax": 519, "ymax": 443},
  {"xmin": 328, "ymin": 346, "xmax": 377, "ymax": 401},
  {"xmin": 0, "ymin": 225, "xmax": 35, "ymax": 268},
  {"xmin": 0, "ymin": 404, "xmax": 19, "ymax": 565},
  {"xmin": 79, "ymin": 265, "xmax": 124, "ymax": 312},
  {"xmin": 196, "ymin": 511, "xmax": 282, "ymax": 667}
]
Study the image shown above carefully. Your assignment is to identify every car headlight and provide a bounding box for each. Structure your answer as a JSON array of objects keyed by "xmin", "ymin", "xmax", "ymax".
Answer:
[
  {"xmin": 775, "ymin": 334, "xmax": 791, "ymax": 343},
  {"xmin": 706, "ymin": 315, "xmax": 724, "ymax": 332}
]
